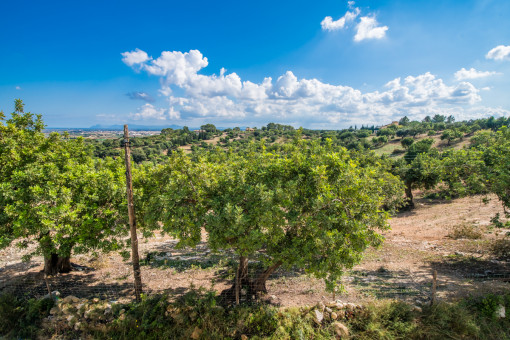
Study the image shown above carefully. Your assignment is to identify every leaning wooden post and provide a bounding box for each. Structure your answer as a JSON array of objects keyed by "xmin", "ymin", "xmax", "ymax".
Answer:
[{"xmin": 124, "ymin": 125, "xmax": 143, "ymax": 302}]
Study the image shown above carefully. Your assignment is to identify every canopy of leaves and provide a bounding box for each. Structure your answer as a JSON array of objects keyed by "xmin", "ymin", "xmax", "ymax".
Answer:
[
  {"xmin": 139, "ymin": 140, "xmax": 404, "ymax": 290},
  {"xmin": 0, "ymin": 101, "xmax": 128, "ymax": 261}
]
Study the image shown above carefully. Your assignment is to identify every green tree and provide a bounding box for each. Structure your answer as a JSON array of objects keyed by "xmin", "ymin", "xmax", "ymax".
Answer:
[
  {"xmin": 200, "ymin": 124, "xmax": 217, "ymax": 133},
  {"xmin": 141, "ymin": 141, "xmax": 403, "ymax": 300},
  {"xmin": 399, "ymin": 116, "xmax": 410, "ymax": 126},
  {"xmin": 479, "ymin": 126, "xmax": 510, "ymax": 211},
  {"xmin": 401, "ymin": 137, "xmax": 414, "ymax": 150},
  {"xmin": 393, "ymin": 138, "xmax": 439, "ymax": 208},
  {"xmin": 0, "ymin": 101, "xmax": 128, "ymax": 274},
  {"xmin": 441, "ymin": 129, "xmax": 463, "ymax": 146}
]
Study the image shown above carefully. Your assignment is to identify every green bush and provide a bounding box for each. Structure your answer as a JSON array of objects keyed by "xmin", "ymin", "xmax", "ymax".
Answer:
[{"xmin": 0, "ymin": 294, "xmax": 54, "ymax": 339}]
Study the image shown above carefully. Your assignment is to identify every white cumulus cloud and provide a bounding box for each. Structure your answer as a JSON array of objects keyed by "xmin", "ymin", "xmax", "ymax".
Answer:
[
  {"xmin": 321, "ymin": 8, "xmax": 360, "ymax": 31},
  {"xmin": 121, "ymin": 48, "xmax": 150, "ymax": 66},
  {"xmin": 454, "ymin": 67, "xmax": 500, "ymax": 81},
  {"xmin": 130, "ymin": 103, "xmax": 167, "ymax": 120},
  {"xmin": 486, "ymin": 45, "xmax": 510, "ymax": 61},
  {"xmin": 354, "ymin": 16, "xmax": 388, "ymax": 42},
  {"xmin": 121, "ymin": 49, "xmax": 499, "ymax": 127},
  {"xmin": 322, "ymin": 3, "xmax": 388, "ymax": 42}
]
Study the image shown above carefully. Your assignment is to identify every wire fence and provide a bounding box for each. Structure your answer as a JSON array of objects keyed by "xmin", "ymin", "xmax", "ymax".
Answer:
[{"xmin": 1, "ymin": 236, "xmax": 509, "ymax": 305}]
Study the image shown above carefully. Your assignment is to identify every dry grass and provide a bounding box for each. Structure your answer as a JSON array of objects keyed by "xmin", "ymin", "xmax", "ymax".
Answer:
[
  {"xmin": 447, "ymin": 223, "xmax": 484, "ymax": 240},
  {"xmin": 491, "ymin": 238, "xmax": 510, "ymax": 259}
]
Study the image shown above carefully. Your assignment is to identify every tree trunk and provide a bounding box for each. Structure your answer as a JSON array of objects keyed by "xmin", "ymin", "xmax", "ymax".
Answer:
[
  {"xmin": 220, "ymin": 256, "xmax": 249, "ymax": 304},
  {"xmin": 44, "ymin": 254, "xmax": 72, "ymax": 275},
  {"xmin": 404, "ymin": 182, "xmax": 415, "ymax": 209},
  {"xmin": 252, "ymin": 261, "xmax": 283, "ymax": 294},
  {"xmin": 220, "ymin": 259, "xmax": 284, "ymax": 304}
]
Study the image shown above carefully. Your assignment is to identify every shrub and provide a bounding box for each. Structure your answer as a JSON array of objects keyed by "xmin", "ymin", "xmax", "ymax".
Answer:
[
  {"xmin": 0, "ymin": 294, "xmax": 54, "ymax": 338},
  {"xmin": 447, "ymin": 223, "xmax": 483, "ymax": 240}
]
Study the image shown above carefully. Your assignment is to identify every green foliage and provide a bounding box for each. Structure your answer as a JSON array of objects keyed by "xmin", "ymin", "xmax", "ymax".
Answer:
[
  {"xmin": 0, "ymin": 294, "xmax": 54, "ymax": 338},
  {"xmin": 349, "ymin": 301, "xmax": 417, "ymax": 338},
  {"xmin": 441, "ymin": 128, "xmax": 463, "ymax": 145},
  {"xmin": 0, "ymin": 100, "xmax": 128, "ymax": 270},
  {"xmin": 140, "ymin": 141, "xmax": 403, "ymax": 292},
  {"xmin": 400, "ymin": 137, "xmax": 414, "ymax": 150}
]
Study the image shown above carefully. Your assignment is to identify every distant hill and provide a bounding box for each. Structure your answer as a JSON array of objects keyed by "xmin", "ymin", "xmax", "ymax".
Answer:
[
  {"xmin": 88, "ymin": 124, "xmax": 184, "ymax": 131},
  {"xmin": 46, "ymin": 124, "xmax": 245, "ymax": 131}
]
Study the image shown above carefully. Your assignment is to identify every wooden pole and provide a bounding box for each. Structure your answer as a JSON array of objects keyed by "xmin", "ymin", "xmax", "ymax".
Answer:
[
  {"xmin": 124, "ymin": 125, "xmax": 143, "ymax": 302},
  {"xmin": 430, "ymin": 270, "xmax": 437, "ymax": 306}
]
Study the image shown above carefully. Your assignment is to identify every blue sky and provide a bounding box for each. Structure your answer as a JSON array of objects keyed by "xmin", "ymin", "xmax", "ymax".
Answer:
[{"xmin": 1, "ymin": 0, "xmax": 509, "ymax": 128}]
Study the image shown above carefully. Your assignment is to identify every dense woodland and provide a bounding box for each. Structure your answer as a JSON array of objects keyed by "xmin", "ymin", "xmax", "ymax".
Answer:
[{"xmin": 1, "ymin": 100, "xmax": 510, "ymax": 338}]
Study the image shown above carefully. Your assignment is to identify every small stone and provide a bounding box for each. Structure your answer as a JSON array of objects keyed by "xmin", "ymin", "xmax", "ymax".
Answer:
[
  {"xmin": 313, "ymin": 309, "xmax": 324, "ymax": 324},
  {"xmin": 66, "ymin": 315, "xmax": 76, "ymax": 324},
  {"xmin": 241, "ymin": 335, "xmax": 248, "ymax": 340},
  {"xmin": 496, "ymin": 305, "xmax": 505, "ymax": 318},
  {"xmin": 62, "ymin": 295, "xmax": 80, "ymax": 304},
  {"xmin": 346, "ymin": 303, "xmax": 356, "ymax": 311},
  {"xmin": 331, "ymin": 312, "xmax": 338, "ymax": 320},
  {"xmin": 327, "ymin": 301, "xmax": 337, "ymax": 308},
  {"xmin": 336, "ymin": 302, "xmax": 345, "ymax": 309},
  {"xmin": 332, "ymin": 321, "xmax": 349, "ymax": 338},
  {"xmin": 413, "ymin": 306, "xmax": 422, "ymax": 313},
  {"xmin": 325, "ymin": 307, "xmax": 333, "ymax": 313},
  {"xmin": 191, "ymin": 326, "xmax": 202, "ymax": 339}
]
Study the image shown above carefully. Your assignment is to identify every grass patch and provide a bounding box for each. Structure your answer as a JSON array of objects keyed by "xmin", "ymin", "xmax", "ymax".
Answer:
[
  {"xmin": 491, "ymin": 238, "xmax": 510, "ymax": 259},
  {"xmin": 447, "ymin": 223, "xmax": 484, "ymax": 240}
]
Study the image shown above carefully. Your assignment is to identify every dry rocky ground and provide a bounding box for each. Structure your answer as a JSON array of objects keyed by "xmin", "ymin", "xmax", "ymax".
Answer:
[{"xmin": 1, "ymin": 194, "xmax": 509, "ymax": 307}]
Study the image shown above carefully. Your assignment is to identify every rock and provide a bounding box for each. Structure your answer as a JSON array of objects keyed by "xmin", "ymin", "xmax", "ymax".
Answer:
[
  {"xmin": 325, "ymin": 307, "xmax": 333, "ymax": 313},
  {"xmin": 191, "ymin": 326, "xmax": 202, "ymax": 339},
  {"xmin": 331, "ymin": 312, "xmax": 338, "ymax": 320},
  {"xmin": 316, "ymin": 301, "xmax": 326, "ymax": 312},
  {"xmin": 92, "ymin": 298, "xmax": 100, "ymax": 303},
  {"xmin": 62, "ymin": 295, "xmax": 80, "ymax": 304},
  {"xmin": 332, "ymin": 321, "xmax": 349, "ymax": 338},
  {"xmin": 327, "ymin": 301, "xmax": 337, "ymax": 308},
  {"xmin": 413, "ymin": 306, "xmax": 422, "ymax": 313},
  {"xmin": 313, "ymin": 309, "xmax": 324, "ymax": 324},
  {"xmin": 496, "ymin": 305, "xmax": 505, "ymax": 318},
  {"xmin": 336, "ymin": 310, "xmax": 346, "ymax": 319},
  {"xmin": 346, "ymin": 303, "xmax": 356, "ymax": 311},
  {"xmin": 241, "ymin": 335, "xmax": 248, "ymax": 340},
  {"xmin": 66, "ymin": 315, "xmax": 76, "ymax": 324},
  {"xmin": 43, "ymin": 291, "xmax": 60, "ymax": 300},
  {"xmin": 336, "ymin": 302, "xmax": 345, "ymax": 309}
]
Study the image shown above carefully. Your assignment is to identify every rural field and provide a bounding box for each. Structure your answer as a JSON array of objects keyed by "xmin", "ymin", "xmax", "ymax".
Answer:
[
  {"xmin": 2, "ymin": 193, "xmax": 509, "ymax": 306},
  {"xmin": 2, "ymin": 1, "xmax": 510, "ymax": 338}
]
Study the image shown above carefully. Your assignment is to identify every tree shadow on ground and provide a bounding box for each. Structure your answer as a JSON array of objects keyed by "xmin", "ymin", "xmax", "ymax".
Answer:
[
  {"xmin": 422, "ymin": 255, "xmax": 510, "ymax": 300},
  {"xmin": 346, "ymin": 268, "xmax": 428, "ymax": 301},
  {"xmin": 0, "ymin": 269, "xmax": 135, "ymax": 301}
]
